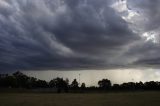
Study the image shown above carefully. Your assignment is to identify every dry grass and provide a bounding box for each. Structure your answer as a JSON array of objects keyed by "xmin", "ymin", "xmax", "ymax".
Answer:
[{"xmin": 0, "ymin": 92, "xmax": 160, "ymax": 106}]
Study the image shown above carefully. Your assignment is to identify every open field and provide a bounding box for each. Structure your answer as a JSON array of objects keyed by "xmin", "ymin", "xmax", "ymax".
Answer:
[{"xmin": 0, "ymin": 92, "xmax": 160, "ymax": 106}]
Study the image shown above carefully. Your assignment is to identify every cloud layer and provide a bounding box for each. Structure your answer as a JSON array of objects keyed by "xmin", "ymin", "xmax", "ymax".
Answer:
[{"xmin": 0, "ymin": 0, "xmax": 160, "ymax": 71}]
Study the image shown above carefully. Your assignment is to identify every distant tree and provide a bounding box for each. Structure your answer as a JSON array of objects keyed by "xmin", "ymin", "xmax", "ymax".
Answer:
[
  {"xmin": 87, "ymin": 86, "xmax": 97, "ymax": 90},
  {"xmin": 0, "ymin": 75, "xmax": 17, "ymax": 88},
  {"xmin": 144, "ymin": 81, "xmax": 160, "ymax": 90},
  {"xmin": 49, "ymin": 79, "xmax": 56, "ymax": 88},
  {"xmin": 35, "ymin": 79, "xmax": 48, "ymax": 88},
  {"xmin": 135, "ymin": 81, "xmax": 144, "ymax": 90},
  {"xmin": 54, "ymin": 78, "xmax": 64, "ymax": 93},
  {"xmin": 49, "ymin": 77, "xmax": 69, "ymax": 93},
  {"xmin": 121, "ymin": 82, "xmax": 136, "ymax": 90},
  {"xmin": 13, "ymin": 71, "xmax": 29, "ymax": 88},
  {"xmin": 28, "ymin": 77, "xmax": 37, "ymax": 88},
  {"xmin": 81, "ymin": 83, "xmax": 86, "ymax": 90},
  {"xmin": 12, "ymin": 71, "xmax": 49, "ymax": 88},
  {"xmin": 112, "ymin": 84, "xmax": 120, "ymax": 90},
  {"xmin": 64, "ymin": 78, "xmax": 69, "ymax": 93},
  {"xmin": 71, "ymin": 79, "xmax": 79, "ymax": 90},
  {"xmin": 65, "ymin": 78, "xmax": 69, "ymax": 86},
  {"xmin": 5, "ymin": 76, "xmax": 17, "ymax": 88},
  {"xmin": 98, "ymin": 79, "xmax": 111, "ymax": 90}
]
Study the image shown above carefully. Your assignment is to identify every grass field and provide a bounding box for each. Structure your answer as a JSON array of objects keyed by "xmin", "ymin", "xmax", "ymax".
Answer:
[{"xmin": 0, "ymin": 92, "xmax": 160, "ymax": 106}]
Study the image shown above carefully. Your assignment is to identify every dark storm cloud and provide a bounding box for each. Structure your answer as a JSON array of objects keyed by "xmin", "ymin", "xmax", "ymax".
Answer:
[
  {"xmin": 128, "ymin": 0, "xmax": 160, "ymax": 31},
  {"xmin": 126, "ymin": 0, "xmax": 160, "ymax": 67},
  {"xmin": 0, "ymin": 0, "xmax": 159, "ymax": 71}
]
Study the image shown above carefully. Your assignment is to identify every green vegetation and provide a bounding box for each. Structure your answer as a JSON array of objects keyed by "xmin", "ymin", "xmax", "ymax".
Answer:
[{"xmin": 0, "ymin": 92, "xmax": 160, "ymax": 106}]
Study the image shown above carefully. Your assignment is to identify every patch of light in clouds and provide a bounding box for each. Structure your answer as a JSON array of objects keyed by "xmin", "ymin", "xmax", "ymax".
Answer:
[
  {"xmin": 111, "ymin": 0, "xmax": 127, "ymax": 13},
  {"xmin": 112, "ymin": 0, "xmax": 159, "ymax": 44},
  {"xmin": 142, "ymin": 32, "xmax": 159, "ymax": 44}
]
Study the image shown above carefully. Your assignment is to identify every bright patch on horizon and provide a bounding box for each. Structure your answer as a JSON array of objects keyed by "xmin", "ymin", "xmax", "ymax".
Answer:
[{"xmin": 23, "ymin": 68, "xmax": 160, "ymax": 86}]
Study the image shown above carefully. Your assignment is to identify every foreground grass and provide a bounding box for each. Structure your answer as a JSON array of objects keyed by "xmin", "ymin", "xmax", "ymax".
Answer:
[{"xmin": 0, "ymin": 92, "xmax": 160, "ymax": 106}]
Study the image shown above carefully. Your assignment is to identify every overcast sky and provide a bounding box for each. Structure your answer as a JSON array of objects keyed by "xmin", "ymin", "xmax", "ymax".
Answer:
[{"xmin": 0, "ymin": 0, "xmax": 160, "ymax": 85}]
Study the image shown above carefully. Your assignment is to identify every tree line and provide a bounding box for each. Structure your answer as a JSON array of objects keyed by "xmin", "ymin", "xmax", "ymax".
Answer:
[{"xmin": 1, "ymin": 71, "xmax": 160, "ymax": 93}]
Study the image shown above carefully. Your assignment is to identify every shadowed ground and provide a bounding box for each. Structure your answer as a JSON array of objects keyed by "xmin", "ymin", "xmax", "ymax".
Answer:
[{"xmin": 0, "ymin": 92, "xmax": 160, "ymax": 106}]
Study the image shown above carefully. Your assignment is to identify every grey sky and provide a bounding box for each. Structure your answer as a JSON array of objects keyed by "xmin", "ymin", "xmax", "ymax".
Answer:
[{"xmin": 0, "ymin": 0, "xmax": 160, "ymax": 84}]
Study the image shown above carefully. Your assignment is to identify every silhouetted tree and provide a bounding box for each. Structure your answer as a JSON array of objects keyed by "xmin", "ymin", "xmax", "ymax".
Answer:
[
  {"xmin": 2, "ymin": 71, "xmax": 160, "ymax": 92},
  {"xmin": 71, "ymin": 79, "xmax": 79, "ymax": 90},
  {"xmin": 0, "ymin": 75, "xmax": 17, "ymax": 88},
  {"xmin": 35, "ymin": 79, "xmax": 48, "ymax": 88},
  {"xmin": 112, "ymin": 84, "xmax": 120, "ymax": 90},
  {"xmin": 49, "ymin": 79, "xmax": 56, "ymax": 88},
  {"xmin": 49, "ymin": 77, "xmax": 69, "ymax": 93},
  {"xmin": 144, "ymin": 81, "xmax": 160, "ymax": 90},
  {"xmin": 98, "ymin": 79, "xmax": 111, "ymax": 90},
  {"xmin": 64, "ymin": 78, "xmax": 69, "ymax": 92},
  {"xmin": 13, "ymin": 71, "xmax": 30, "ymax": 88},
  {"xmin": 28, "ymin": 77, "xmax": 38, "ymax": 88},
  {"xmin": 5, "ymin": 76, "xmax": 17, "ymax": 88},
  {"xmin": 135, "ymin": 81, "xmax": 144, "ymax": 90},
  {"xmin": 81, "ymin": 83, "xmax": 86, "ymax": 90},
  {"xmin": 121, "ymin": 82, "xmax": 136, "ymax": 90}
]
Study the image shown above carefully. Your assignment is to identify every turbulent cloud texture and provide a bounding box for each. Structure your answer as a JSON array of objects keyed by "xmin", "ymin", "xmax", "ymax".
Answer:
[{"xmin": 0, "ymin": 0, "xmax": 159, "ymax": 71}]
